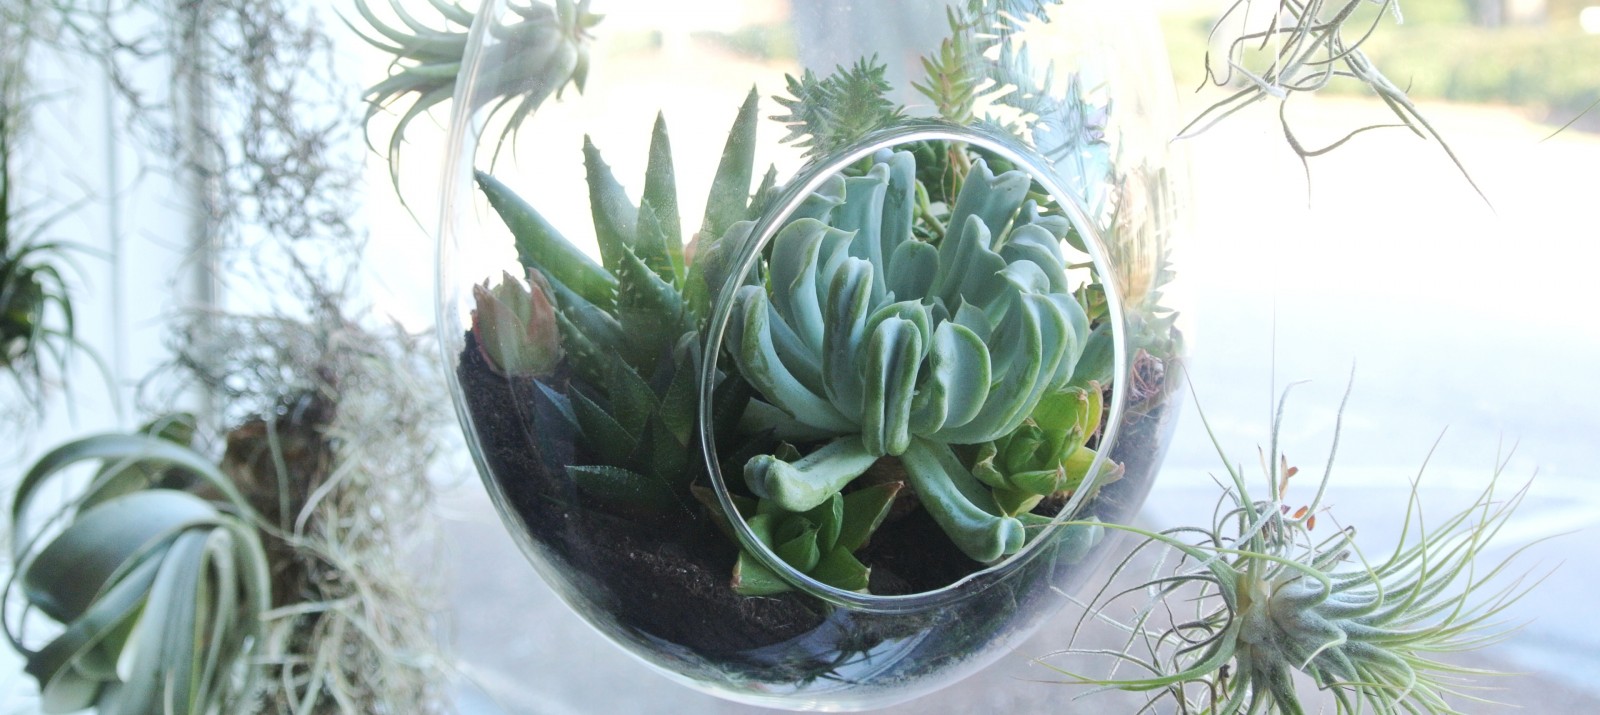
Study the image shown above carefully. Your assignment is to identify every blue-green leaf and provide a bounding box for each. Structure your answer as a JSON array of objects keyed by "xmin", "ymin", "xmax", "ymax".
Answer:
[{"xmin": 744, "ymin": 435, "xmax": 878, "ymax": 512}]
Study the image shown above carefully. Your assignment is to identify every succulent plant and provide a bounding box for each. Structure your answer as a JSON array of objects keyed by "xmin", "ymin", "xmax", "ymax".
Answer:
[
  {"xmin": 475, "ymin": 89, "xmax": 768, "ymax": 514},
  {"xmin": 729, "ymin": 152, "xmax": 1092, "ymax": 563},
  {"xmin": 5, "ymin": 430, "xmax": 270, "ymax": 715},
  {"xmin": 973, "ymin": 379, "xmax": 1121, "ymax": 516},
  {"xmin": 698, "ymin": 480, "xmax": 903, "ymax": 596},
  {"xmin": 471, "ymin": 269, "xmax": 563, "ymax": 377}
]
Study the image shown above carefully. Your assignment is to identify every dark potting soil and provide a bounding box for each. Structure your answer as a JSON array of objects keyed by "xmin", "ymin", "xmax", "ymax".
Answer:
[
  {"xmin": 455, "ymin": 333, "xmax": 1175, "ymax": 665},
  {"xmin": 457, "ymin": 334, "xmax": 990, "ymax": 658}
]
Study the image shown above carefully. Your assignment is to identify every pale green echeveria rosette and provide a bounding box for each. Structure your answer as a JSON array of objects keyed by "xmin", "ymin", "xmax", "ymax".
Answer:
[{"xmin": 729, "ymin": 151, "xmax": 1090, "ymax": 563}]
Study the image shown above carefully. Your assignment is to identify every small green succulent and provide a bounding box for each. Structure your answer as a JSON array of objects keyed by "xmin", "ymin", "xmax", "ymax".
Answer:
[
  {"xmin": 471, "ymin": 269, "xmax": 563, "ymax": 377},
  {"xmin": 973, "ymin": 377, "xmax": 1121, "ymax": 516},
  {"xmin": 729, "ymin": 152, "xmax": 1091, "ymax": 563},
  {"xmin": 5, "ymin": 429, "xmax": 270, "ymax": 715},
  {"xmin": 696, "ymin": 479, "xmax": 903, "ymax": 596}
]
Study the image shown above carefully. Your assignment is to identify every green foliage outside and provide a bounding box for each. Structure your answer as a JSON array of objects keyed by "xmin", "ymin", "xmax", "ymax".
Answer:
[{"xmin": 1162, "ymin": 3, "xmax": 1600, "ymax": 125}]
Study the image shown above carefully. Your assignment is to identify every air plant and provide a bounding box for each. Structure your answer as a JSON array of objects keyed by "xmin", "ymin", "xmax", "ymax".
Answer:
[
  {"xmin": 1192, "ymin": 0, "xmax": 1485, "ymax": 199},
  {"xmin": 729, "ymin": 152, "xmax": 1093, "ymax": 564},
  {"xmin": 4, "ymin": 426, "xmax": 271, "ymax": 715},
  {"xmin": 350, "ymin": 0, "xmax": 602, "ymax": 184},
  {"xmin": 1042, "ymin": 384, "xmax": 1536, "ymax": 713},
  {"xmin": 0, "ymin": 25, "xmax": 81, "ymax": 411}
]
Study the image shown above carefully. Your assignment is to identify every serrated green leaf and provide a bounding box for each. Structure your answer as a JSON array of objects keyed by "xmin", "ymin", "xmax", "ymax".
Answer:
[
  {"xmin": 656, "ymin": 359, "xmax": 697, "ymax": 445},
  {"xmin": 641, "ymin": 112, "xmax": 683, "ymax": 280},
  {"xmin": 800, "ymin": 493, "xmax": 845, "ymax": 553},
  {"xmin": 702, "ymin": 87, "xmax": 760, "ymax": 240},
  {"xmin": 566, "ymin": 465, "xmax": 676, "ymax": 506},
  {"xmin": 568, "ymin": 388, "xmax": 638, "ymax": 458},
  {"xmin": 772, "ymin": 520, "xmax": 821, "ymax": 573},
  {"xmin": 582, "ymin": 136, "xmax": 639, "ymax": 273},
  {"xmin": 603, "ymin": 355, "xmax": 659, "ymax": 439},
  {"xmin": 634, "ymin": 200, "xmax": 675, "ymax": 283},
  {"xmin": 477, "ymin": 170, "xmax": 617, "ymax": 309}
]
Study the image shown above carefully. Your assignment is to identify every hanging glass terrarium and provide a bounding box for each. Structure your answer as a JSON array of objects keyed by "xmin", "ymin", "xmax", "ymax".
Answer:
[{"xmin": 436, "ymin": 0, "xmax": 1186, "ymax": 709}]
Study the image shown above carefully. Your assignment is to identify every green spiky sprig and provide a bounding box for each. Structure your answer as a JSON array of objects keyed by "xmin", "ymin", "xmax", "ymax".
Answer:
[
  {"xmin": 771, "ymin": 56, "xmax": 905, "ymax": 160},
  {"xmin": 1039, "ymin": 381, "xmax": 1539, "ymax": 713}
]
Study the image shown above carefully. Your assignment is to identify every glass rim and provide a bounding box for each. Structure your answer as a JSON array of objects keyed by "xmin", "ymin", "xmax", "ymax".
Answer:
[{"xmin": 695, "ymin": 120, "xmax": 1131, "ymax": 614}]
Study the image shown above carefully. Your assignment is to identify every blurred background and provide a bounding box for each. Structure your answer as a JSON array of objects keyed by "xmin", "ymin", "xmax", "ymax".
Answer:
[{"xmin": 4, "ymin": 0, "xmax": 1598, "ymax": 712}]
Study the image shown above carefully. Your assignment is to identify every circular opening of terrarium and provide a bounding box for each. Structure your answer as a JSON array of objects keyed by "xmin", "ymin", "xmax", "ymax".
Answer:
[{"xmin": 697, "ymin": 123, "xmax": 1130, "ymax": 612}]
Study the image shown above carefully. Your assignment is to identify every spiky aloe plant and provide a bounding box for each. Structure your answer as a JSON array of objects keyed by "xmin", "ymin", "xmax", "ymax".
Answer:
[
  {"xmin": 1044, "ymin": 385, "xmax": 1535, "ymax": 713},
  {"xmin": 471, "ymin": 89, "xmax": 768, "ymax": 513},
  {"xmin": 4, "ymin": 426, "xmax": 271, "ymax": 715},
  {"xmin": 729, "ymin": 151, "xmax": 1094, "ymax": 564}
]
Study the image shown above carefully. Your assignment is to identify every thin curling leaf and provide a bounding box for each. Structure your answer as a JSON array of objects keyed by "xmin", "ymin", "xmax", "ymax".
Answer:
[
  {"xmin": 1044, "ymin": 384, "xmax": 1537, "ymax": 714},
  {"xmin": 745, "ymin": 436, "xmax": 879, "ymax": 512},
  {"xmin": 860, "ymin": 317, "xmax": 922, "ymax": 457},
  {"xmin": 899, "ymin": 438, "xmax": 1024, "ymax": 563},
  {"xmin": 477, "ymin": 170, "xmax": 616, "ymax": 309}
]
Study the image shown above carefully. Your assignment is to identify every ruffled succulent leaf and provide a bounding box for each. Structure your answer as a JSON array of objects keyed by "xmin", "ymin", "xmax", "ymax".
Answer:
[
  {"xmin": 745, "ymin": 436, "xmax": 878, "ymax": 512},
  {"xmin": 909, "ymin": 321, "xmax": 991, "ymax": 435},
  {"xmin": 819, "ymin": 258, "xmax": 875, "ymax": 420},
  {"xmin": 477, "ymin": 170, "xmax": 616, "ymax": 309},
  {"xmin": 899, "ymin": 438, "xmax": 1024, "ymax": 563},
  {"xmin": 1071, "ymin": 322, "xmax": 1115, "ymax": 389},
  {"xmin": 702, "ymin": 87, "xmax": 761, "ymax": 241},
  {"xmin": 860, "ymin": 317, "xmax": 923, "ymax": 457},
  {"xmin": 732, "ymin": 285, "xmax": 853, "ymax": 433}
]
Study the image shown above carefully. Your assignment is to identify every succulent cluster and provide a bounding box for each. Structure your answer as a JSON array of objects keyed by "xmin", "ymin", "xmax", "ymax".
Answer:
[{"xmin": 729, "ymin": 152, "xmax": 1102, "ymax": 563}]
